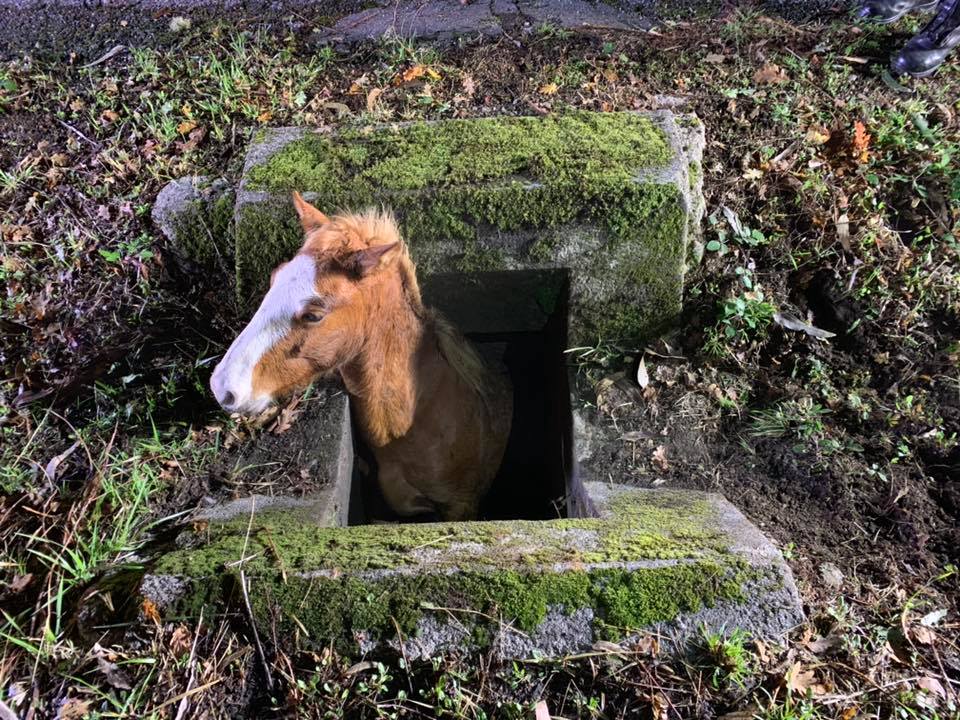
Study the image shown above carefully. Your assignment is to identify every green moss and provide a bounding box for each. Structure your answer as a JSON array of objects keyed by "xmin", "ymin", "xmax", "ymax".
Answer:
[
  {"xmin": 234, "ymin": 112, "xmax": 688, "ymax": 341},
  {"xmin": 247, "ymin": 113, "xmax": 671, "ymax": 194},
  {"xmin": 149, "ymin": 489, "xmax": 770, "ymax": 650},
  {"xmin": 169, "ymin": 188, "xmax": 235, "ymax": 267},
  {"xmin": 231, "ymin": 559, "xmax": 751, "ymax": 651}
]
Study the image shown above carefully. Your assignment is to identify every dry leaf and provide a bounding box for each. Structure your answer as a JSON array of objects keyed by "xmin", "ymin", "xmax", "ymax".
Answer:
[
  {"xmin": 100, "ymin": 109, "xmax": 120, "ymax": 125},
  {"xmin": 912, "ymin": 625, "xmax": 936, "ymax": 645},
  {"xmin": 853, "ymin": 121, "xmax": 871, "ymax": 163},
  {"xmin": 784, "ymin": 662, "xmax": 826, "ymax": 695},
  {"xmin": 366, "ymin": 87, "xmax": 384, "ymax": 112},
  {"xmin": 651, "ymin": 445, "xmax": 669, "ymax": 471},
  {"xmin": 8, "ymin": 573, "xmax": 32, "ymax": 593},
  {"xmin": 170, "ymin": 625, "xmax": 192, "ymax": 657},
  {"xmin": 177, "ymin": 120, "xmax": 197, "ymax": 135},
  {"xmin": 705, "ymin": 53, "xmax": 726, "ymax": 63},
  {"xmin": 650, "ymin": 693, "xmax": 669, "ymax": 720},
  {"xmin": 256, "ymin": 110, "xmax": 273, "ymax": 123},
  {"xmin": 539, "ymin": 82, "xmax": 559, "ymax": 96},
  {"xmin": 838, "ymin": 707, "xmax": 859, "ymax": 720},
  {"xmin": 636, "ymin": 357, "xmax": 649, "ymax": 388},
  {"xmin": 58, "ymin": 698, "xmax": 91, "ymax": 720},
  {"xmin": 323, "ymin": 101, "xmax": 351, "ymax": 116},
  {"xmin": 394, "ymin": 64, "xmax": 427, "ymax": 85},
  {"xmin": 805, "ymin": 125, "xmax": 831, "ymax": 145},
  {"xmin": 917, "ymin": 676, "xmax": 946, "ymax": 699},
  {"xmin": 753, "ymin": 63, "xmax": 788, "ymax": 84},
  {"xmin": 773, "ymin": 312, "xmax": 836, "ymax": 339},
  {"xmin": 43, "ymin": 441, "xmax": 79, "ymax": 483},
  {"xmin": 142, "ymin": 598, "xmax": 161, "ymax": 624}
]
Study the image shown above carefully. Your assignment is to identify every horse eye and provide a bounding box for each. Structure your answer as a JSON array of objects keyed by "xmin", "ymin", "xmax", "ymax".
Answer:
[{"xmin": 302, "ymin": 312, "xmax": 324, "ymax": 323}]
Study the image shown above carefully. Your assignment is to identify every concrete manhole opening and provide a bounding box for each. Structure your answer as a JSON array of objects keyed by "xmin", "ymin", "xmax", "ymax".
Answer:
[
  {"xmin": 146, "ymin": 110, "xmax": 805, "ymax": 658},
  {"xmin": 353, "ymin": 269, "xmax": 574, "ymax": 525}
]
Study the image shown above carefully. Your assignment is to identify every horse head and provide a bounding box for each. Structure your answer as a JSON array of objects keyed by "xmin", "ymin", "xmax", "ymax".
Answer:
[{"xmin": 210, "ymin": 193, "xmax": 411, "ymax": 415}]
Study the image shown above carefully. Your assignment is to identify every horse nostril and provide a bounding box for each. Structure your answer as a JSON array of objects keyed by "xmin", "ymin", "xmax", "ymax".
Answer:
[{"xmin": 222, "ymin": 391, "xmax": 236, "ymax": 408}]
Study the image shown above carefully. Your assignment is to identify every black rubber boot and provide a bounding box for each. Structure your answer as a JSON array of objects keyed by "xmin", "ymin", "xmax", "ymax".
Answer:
[
  {"xmin": 892, "ymin": 0, "xmax": 960, "ymax": 76},
  {"xmin": 858, "ymin": 0, "xmax": 938, "ymax": 23}
]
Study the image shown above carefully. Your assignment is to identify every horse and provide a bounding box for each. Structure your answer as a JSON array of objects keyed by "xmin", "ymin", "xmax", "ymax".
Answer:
[{"xmin": 210, "ymin": 192, "xmax": 513, "ymax": 521}]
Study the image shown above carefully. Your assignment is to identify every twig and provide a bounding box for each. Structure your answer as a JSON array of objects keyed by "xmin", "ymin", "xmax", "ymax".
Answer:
[
  {"xmin": 237, "ymin": 497, "xmax": 274, "ymax": 690},
  {"xmin": 391, "ymin": 616, "xmax": 414, "ymax": 696},
  {"xmin": 174, "ymin": 607, "xmax": 204, "ymax": 720},
  {"xmin": 55, "ymin": 119, "xmax": 100, "ymax": 149},
  {"xmin": 154, "ymin": 680, "xmax": 225, "ymax": 713},
  {"xmin": 81, "ymin": 44, "xmax": 125, "ymax": 68}
]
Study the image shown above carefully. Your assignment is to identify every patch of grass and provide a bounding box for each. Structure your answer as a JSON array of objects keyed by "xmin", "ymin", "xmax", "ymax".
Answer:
[{"xmin": 698, "ymin": 626, "xmax": 756, "ymax": 690}]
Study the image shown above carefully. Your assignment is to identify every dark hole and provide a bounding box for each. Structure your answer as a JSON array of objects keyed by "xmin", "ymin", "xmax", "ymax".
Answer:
[{"xmin": 349, "ymin": 269, "xmax": 573, "ymax": 524}]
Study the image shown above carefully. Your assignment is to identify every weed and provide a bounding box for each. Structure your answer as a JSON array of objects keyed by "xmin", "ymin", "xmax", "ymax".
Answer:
[
  {"xmin": 699, "ymin": 626, "xmax": 755, "ymax": 689},
  {"xmin": 750, "ymin": 397, "xmax": 830, "ymax": 448},
  {"xmin": 702, "ymin": 266, "xmax": 776, "ymax": 357}
]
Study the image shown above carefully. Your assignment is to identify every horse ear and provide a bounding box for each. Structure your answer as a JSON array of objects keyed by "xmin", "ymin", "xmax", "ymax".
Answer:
[
  {"xmin": 292, "ymin": 191, "xmax": 329, "ymax": 231},
  {"xmin": 341, "ymin": 242, "xmax": 400, "ymax": 277}
]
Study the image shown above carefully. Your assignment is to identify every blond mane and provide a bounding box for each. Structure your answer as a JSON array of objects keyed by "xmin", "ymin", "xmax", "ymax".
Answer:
[{"xmin": 329, "ymin": 209, "xmax": 488, "ymax": 399}]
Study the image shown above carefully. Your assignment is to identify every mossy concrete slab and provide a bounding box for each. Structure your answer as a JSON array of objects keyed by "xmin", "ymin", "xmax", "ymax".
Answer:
[
  {"xmin": 141, "ymin": 482, "xmax": 802, "ymax": 659},
  {"xmin": 152, "ymin": 175, "xmax": 234, "ymax": 273},
  {"xmin": 195, "ymin": 382, "xmax": 355, "ymax": 527},
  {"xmin": 233, "ymin": 110, "xmax": 704, "ymax": 345}
]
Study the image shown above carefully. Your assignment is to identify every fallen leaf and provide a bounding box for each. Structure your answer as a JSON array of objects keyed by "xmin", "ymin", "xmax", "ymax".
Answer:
[
  {"xmin": 852, "ymin": 121, "xmax": 871, "ymax": 163},
  {"xmin": 636, "ymin": 357, "xmax": 649, "ymax": 388},
  {"xmin": 705, "ymin": 53, "xmax": 726, "ymax": 63},
  {"xmin": 461, "ymin": 74, "xmax": 476, "ymax": 97},
  {"xmin": 753, "ymin": 63, "xmax": 788, "ymax": 84},
  {"xmin": 322, "ymin": 101, "xmax": 351, "ymax": 116},
  {"xmin": 539, "ymin": 82, "xmax": 559, "ymax": 96},
  {"xmin": 651, "ymin": 445, "xmax": 669, "ymax": 471},
  {"xmin": 784, "ymin": 662, "xmax": 826, "ymax": 695},
  {"xmin": 621, "ymin": 430, "xmax": 651, "ymax": 442},
  {"xmin": 774, "ymin": 312, "xmax": 836, "ymax": 339},
  {"xmin": 100, "ymin": 109, "xmax": 120, "ymax": 125},
  {"xmin": 917, "ymin": 676, "xmax": 946, "ymax": 699},
  {"xmin": 177, "ymin": 120, "xmax": 197, "ymax": 135},
  {"xmin": 912, "ymin": 625, "xmax": 936, "ymax": 645},
  {"xmin": 920, "ymin": 608, "xmax": 947, "ymax": 627},
  {"xmin": 7, "ymin": 574, "xmax": 32, "ymax": 593},
  {"xmin": 366, "ymin": 87, "xmax": 384, "ymax": 113},
  {"xmin": 256, "ymin": 110, "xmax": 273, "ymax": 124},
  {"xmin": 395, "ymin": 64, "xmax": 427, "ymax": 85},
  {"xmin": 805, "ymin": 125, "xmax": 831, "ymax": 145},
  {"xmin": 57, "ymin": 698, "xmax": 91, "ymax": 720},
  {"xmin": 142, "ymin": 598, "xmax": 161, "ymax": 624},
  {"xmin": 43, "ymin": 441, "xmax": 79, "ymax": 483},
  {"xmin": 170, "ymin": 625, "xmax": 192, "ymax": 657}
]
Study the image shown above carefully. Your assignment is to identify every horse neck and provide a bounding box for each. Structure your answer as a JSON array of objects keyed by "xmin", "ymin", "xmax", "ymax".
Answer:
[{"xmin": 339, "ymin": 281, "xmax": 433, "ymax": 447}]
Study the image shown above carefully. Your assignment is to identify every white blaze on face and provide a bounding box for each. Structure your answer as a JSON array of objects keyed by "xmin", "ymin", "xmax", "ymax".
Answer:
[{"xmin": 210, "ymin": 254, "xmax": 317, "ymax": 415}]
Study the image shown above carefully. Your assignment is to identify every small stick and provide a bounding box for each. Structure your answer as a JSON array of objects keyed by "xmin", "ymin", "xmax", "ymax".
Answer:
[
  {"xmin": 56, "ymin": 119, "xmax": 100, "ymax": 149},
  {"xmin": 81, "ymin": 44, "xmax": 125, "ymax": 68},
  {"xmin": 237, "ymin": 498, "xmax": 274, "ymax": 690},
  {"xmin": 174, "ymin": 608, "xmax": 204, "ymax": 720}
]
